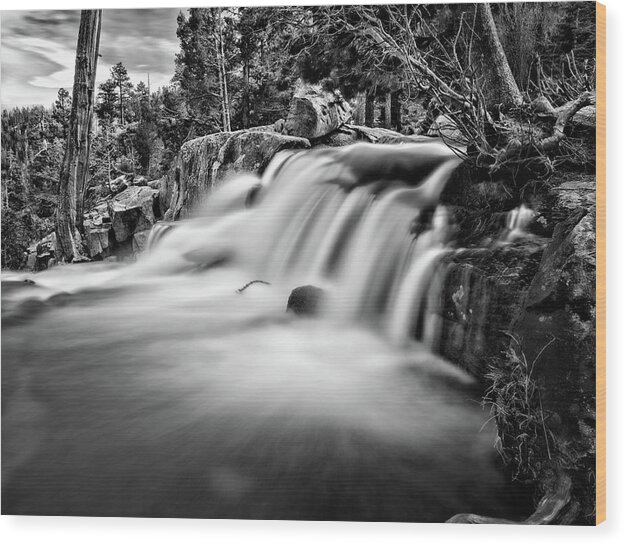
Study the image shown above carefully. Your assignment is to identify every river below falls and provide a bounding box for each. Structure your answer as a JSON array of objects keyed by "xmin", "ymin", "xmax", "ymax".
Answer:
[{"xmin": 2, "ymin": 262, "xmax": 532, "ymax": 521}]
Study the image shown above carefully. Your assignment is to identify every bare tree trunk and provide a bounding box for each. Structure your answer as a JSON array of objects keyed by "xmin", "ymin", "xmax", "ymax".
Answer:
[
  {"xmin": 475, "ymin": 3, "xmax": 523, "ymax": 109},
  {"xmin": 384, "ymin": 91, "xmax": 392, "ymax": 129},
  {"xmin": 352, "ymin": 91, "xmax": 366, "ymax": 125},
  {"xmin": 216, "ymin": 10, "xmax": 231, "ymax": 132},
  {"xmin": 390, "ymin": 92, "xmax": 401, "ymax": 132},
  {"xmin": 56, "ymin": 10, "xmax": 101, "ymax": 262},
  {"xmin": 364, "ymin": 93, "xmax": 375, "ymax": 127},
  {"xmin": 242, "ymin": 56, "xmax": 250, "ymax": 129},
  {"xmin": 119, "ymin": 84, "xmax": 124, "ymax": 125}
]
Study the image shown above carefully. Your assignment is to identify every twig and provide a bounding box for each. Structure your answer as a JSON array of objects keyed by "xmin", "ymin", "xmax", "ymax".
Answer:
[{"xmin": 235, "ymin": 280, "xmax": 271, "ymax": 293}]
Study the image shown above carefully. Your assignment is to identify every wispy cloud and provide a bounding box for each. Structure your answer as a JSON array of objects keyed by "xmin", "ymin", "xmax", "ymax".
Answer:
[{"xmin": 1, "ymin": 8, "xmax": 182, "ymax": 109}]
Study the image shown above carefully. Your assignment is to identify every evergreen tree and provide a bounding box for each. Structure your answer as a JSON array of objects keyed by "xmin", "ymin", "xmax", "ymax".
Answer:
[
  {"xmin": 174, "ymin": 8, "xmax": 225, "ymax": 132},
  {"xmin": 52, "ymin": 87, "xmax": 72, "ymax": 137},
  {"xmin": 110, "ymin": 62, "xmax": 134, "ymax": 124},
  {"xmin": 96, "ymin": 79, "xmax": 118, "ymax": 121}
]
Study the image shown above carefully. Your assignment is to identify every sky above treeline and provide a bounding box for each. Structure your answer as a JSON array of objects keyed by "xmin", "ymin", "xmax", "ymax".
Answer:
[{"xmin": 1, "ymin": 9, "xmax": 184, "ymax": 109}]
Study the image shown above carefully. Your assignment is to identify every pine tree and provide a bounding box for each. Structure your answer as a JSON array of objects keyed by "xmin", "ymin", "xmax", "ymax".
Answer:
[
  {"xmin": 51, "ymin": 88, "xmax": 71, "ymax": 138},
  {"xmin": 110, "ymin": 62, "xmax": 134, "ymax": 124},
  {"xmin": 96, "ymin": 79, "xmax": 118, "ymax": 121}
]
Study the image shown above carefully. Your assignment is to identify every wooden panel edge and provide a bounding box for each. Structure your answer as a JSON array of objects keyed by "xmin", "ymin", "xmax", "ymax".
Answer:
[{"xmin": 595, "ymin": 0, "xmax": 606, "ymax": 527}]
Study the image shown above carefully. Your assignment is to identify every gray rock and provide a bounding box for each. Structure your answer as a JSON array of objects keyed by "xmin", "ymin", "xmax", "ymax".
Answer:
[
  {"xmin": 162, "ymin": 130, "xmax": 309, "ymax": 220},
  {"xmin": 24, "ymin": 232, "xmax": 58, "ymax": 271},
  {"xmin": 283, "ymin": 81, "xmax": 351, "ymax": 139},
  {"xmin": 132, "ymin": 230, "xmax": 151, "ymax": 254},
  {"xmin": 85, "ymin": 228, "xmax": 111, "ymax": 258},
  {"xmin": 286, "ymin": 285, "xmax": 324, "ymax": 316},
  {"xmin": 550, "ymin": 179, "xmax": 595, "ymax": 212},
  {"xmin": 527, "ymin": 206, "xmax": 595, "ymax": 309},
  {"xmin": 426, "ymin": 114, "xmax": 467, "ymax": 145},
  {"xmin": 109, "ymin": 186, "xmax": 160, "ymax": 243},
  {"xmin": 109, "ymin": 174, "xmax": 130, "ymax": 195}
]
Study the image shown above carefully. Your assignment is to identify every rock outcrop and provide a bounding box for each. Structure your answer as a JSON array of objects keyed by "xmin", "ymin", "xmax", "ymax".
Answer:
[
  {"xmin": 109, "ymin": 185, "xmax": 160, "ymax": 244},
  {"xmin": 162, "ymin": 130, "xmax": 310, "ymax": 220},
  {"xmin": 23, "ymin": 185, "xmax": 162, "ymax": 268}
]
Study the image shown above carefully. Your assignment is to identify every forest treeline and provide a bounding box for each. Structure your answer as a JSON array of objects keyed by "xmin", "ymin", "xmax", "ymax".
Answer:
[{"xmin": 1, "ymin": 2, "xmax": 595, "ymax": 268}]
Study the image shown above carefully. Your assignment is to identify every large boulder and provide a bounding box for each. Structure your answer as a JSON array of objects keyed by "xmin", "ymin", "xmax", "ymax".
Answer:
[
  {"xmin": 109, "ymin": 186, "xmax": 160, "ymax": 244},
  {"xmin": 212, "ymin": 131, "xmax": 309, "ymax": 182},
  {"xmin": 83, "ymin": 203, "xmax": 113, "ymax": 258},
  {"xmin": 282, "ymin": 81, "xmax": 351, "ymax": 140},
  {"xmin": 162, "ymin": 130, "xmax": 309, "ymax": 220}
]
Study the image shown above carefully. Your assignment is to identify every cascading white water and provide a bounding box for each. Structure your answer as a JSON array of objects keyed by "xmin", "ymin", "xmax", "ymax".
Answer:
[
  {"xmin": 140, "ymin": 142, "xmax": 462, "ymax": 348},
  {"xmin": 145, "ymin": 221, "xmax": 175, "ymax": 250},
  {"xmin": 501, "ymin": 203, "xmax": 535, "ymax": 243}
]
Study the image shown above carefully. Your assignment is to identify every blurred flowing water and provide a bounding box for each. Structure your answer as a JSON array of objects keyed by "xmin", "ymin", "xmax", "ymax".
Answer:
[{"xmin": 2, "ymin": 142, "xmax": 533, "ymax": 521}]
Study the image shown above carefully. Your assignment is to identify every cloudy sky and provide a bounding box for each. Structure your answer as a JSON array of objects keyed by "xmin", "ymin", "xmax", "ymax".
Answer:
[{"xmin": 1, "ymin": 8, "xmax": 185, "ymax": 109}]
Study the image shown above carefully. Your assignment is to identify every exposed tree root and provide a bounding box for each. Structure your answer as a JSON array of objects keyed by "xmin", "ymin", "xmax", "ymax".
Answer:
[{"xmin": 490, "ymin": 92, "xmax": 595, "ymax": 173}]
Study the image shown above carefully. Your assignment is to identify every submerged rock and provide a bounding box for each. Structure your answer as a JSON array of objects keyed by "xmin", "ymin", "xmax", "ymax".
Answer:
[{"xmin": 287, "ymin": 285, "xmax": 324, "ymax": 316}]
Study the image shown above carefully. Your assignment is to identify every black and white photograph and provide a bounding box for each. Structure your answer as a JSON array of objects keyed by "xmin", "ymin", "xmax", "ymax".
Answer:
[{"xmin": 1, "ymin": 1, "xmax": 603, "ymax": 527}]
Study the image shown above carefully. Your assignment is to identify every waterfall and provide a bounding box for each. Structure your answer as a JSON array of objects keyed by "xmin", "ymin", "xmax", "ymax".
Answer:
[
  {"xmin": 501, "ymin": 204, "xmax": 535, "ymax": 243},
  {"xmin": 146, "ymin": 222, "xmax": 175, "ymax": 250},
  {"xmin": 145, "ymin": 141, "xmax": 463, "ymax": 348}
]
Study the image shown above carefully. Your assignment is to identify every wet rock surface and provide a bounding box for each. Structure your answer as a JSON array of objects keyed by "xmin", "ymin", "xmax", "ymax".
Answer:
[{"xmin": 287, "ymin": 285, "xmax": 325, "ymax": 316}]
